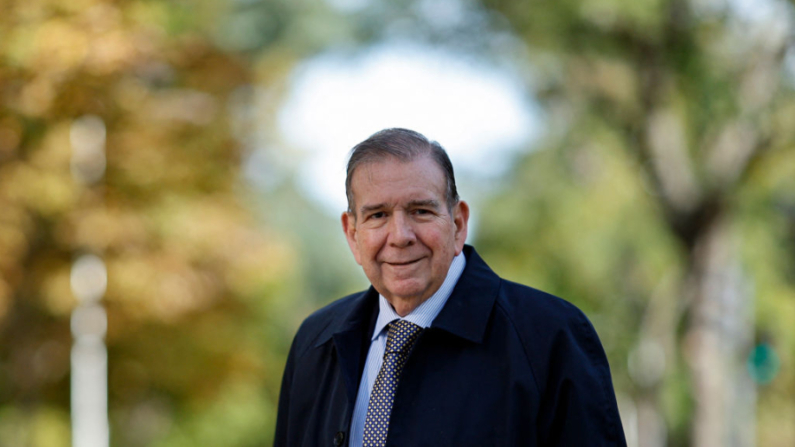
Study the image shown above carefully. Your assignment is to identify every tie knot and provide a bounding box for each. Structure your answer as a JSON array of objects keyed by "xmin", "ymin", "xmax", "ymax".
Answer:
[{"xmin": 385, "ymin": 320, "xmax": 423, "ymax": 355}]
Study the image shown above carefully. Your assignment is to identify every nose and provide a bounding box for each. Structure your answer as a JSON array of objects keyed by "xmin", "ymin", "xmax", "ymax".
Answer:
[{"xmin": 388, "ymin": 211, "xmax": 416, "ymax": 247}]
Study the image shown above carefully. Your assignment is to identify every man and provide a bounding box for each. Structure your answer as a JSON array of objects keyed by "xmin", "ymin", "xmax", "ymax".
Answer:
[{"xmin": 274, "ymin": 128, "xmax": 627, "ymax": 446}]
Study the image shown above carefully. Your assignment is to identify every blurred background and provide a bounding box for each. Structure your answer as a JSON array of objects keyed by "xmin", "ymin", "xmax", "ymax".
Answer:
[{"xmin": 1, "ymin": 0, "xmax": 794, "ymax": 445}]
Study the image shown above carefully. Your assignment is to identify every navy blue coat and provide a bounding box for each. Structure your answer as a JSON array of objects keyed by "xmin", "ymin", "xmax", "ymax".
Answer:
[{"xmin": 274, "ymin": 246, "xmax": 626, "ymax": 446}]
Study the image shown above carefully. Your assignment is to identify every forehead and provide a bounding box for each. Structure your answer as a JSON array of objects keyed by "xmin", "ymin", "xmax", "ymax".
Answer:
[{"xmin": 350, "ymin": 155, "xmax": 446, "ymax": 204}]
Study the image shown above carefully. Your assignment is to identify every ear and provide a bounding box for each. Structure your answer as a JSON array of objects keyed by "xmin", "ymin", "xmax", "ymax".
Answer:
[
  {"xmin": 341, "ymin": 211, "xmax": 363, "ymax": 265},
  {"xmin": 452, "ymin": 200, "xmax": 470, "ymax": 255}
]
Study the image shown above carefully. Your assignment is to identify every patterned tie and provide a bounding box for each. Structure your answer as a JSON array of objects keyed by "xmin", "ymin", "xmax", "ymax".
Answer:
[{"xmin": 362, "ymin": 319, "xmax": 423, "ymax": 447}]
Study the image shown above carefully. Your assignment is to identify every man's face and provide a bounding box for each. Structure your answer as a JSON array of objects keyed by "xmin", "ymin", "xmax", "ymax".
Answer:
[{"xmin": 341, "ymin": 155, "xmax": 469, "ymax": 312}]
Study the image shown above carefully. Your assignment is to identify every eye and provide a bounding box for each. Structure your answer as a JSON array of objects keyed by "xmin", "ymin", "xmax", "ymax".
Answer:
[{"xmin": 369, "ymin": 211, "xmax": 386, "ymax": 219}]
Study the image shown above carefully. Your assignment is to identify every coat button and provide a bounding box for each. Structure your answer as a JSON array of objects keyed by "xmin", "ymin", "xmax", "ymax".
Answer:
[{"xmin": 333, "ymin": 431, "xmax": 345, "ymax": 446}]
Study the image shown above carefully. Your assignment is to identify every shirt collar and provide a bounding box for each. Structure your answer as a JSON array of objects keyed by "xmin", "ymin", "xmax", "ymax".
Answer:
[{"xmin": 371, "ymin": 252, "xmax": 466, "ymax": 341}]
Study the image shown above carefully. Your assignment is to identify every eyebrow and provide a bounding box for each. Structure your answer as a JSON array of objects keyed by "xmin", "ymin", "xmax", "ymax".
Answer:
[
  {"xmin": 359, "ymin": 203, "xmax": 387, "ymax": 215},
  {"xmin": 408, "ymin": 199, "xmax": 440, "ymax": 209},
  {"xmin": 359, "ymin": 199, "xmax": 440, "ymax": 215}
]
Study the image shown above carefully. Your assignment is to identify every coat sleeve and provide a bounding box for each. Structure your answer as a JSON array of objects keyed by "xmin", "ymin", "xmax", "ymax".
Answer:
[
  {"xmin": 536, "ymin": 310, "xmax": 627, "ymax": 446},
  {"xmin": 273, "ymin": 332, "xmax": 299, "ymax": 447}
]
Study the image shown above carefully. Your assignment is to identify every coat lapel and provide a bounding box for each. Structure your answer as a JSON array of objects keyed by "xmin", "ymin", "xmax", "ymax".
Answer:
[
  {"xmin": 327, "ymin": 288, "xmax": 379, "ymax": 404},
  {"xmin": 431, "ymin": 246, "xmax": 501, "ymax": 344}
]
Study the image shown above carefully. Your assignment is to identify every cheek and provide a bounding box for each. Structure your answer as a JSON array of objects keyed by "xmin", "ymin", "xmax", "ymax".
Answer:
[
  {"xmin": 357, "ymin": 233, "xmax": 383, "ymax": 259},
  {"xmin": 427, "ymin": 226, "xmax": 454, "ymax": 247}
]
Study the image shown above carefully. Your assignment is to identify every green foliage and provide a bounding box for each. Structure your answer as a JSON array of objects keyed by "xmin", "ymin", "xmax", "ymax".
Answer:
[{"xmin": 474, "ymin": 0, "xmax": 795, "ymax": 444}]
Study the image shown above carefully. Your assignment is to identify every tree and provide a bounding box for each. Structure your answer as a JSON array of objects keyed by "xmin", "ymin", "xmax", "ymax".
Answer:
[
  {"xmin": 473, "ymin": 0, "xmax": 795, "ymax": 445},
  {"xmin": 0, "ymin": 0, "xmax": 320, "ymax": 445}
]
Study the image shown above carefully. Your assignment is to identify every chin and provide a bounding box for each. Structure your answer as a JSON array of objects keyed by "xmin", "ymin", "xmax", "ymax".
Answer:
[{"xmin": 383, "ymin": 281, "xmax": 429, "ymax": 302}]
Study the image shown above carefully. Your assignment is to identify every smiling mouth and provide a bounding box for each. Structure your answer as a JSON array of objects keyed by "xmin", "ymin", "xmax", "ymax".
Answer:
[{"xmin": 386, "ymin": 259, "xmax": 422, "ymax": 266}]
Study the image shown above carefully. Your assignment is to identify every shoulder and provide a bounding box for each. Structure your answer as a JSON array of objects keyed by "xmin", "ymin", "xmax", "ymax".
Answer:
[
  {"xmin": 289, "ymin": 290, "xmax": 368, "ymax": 357},
  {"xmin": 456, "ymin": 246, "xmax": 598, "ymax": 348},
  {"xmin": 495, "ymin": 279, "xmax": 594, "ymax": 338},
  {"xmin": 460, "ymin": 246, "xmax": 597, "ymax": 344},
  {"xmin": 492, "ymin": 278, "xmax": 614, "ymax": 392},
  {"xmin": 493, "ymin": 279, "xmax": 608, "ymax": 377}
]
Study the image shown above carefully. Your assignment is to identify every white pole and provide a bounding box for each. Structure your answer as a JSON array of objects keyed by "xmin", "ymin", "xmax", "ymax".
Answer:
[
  {"xmin": 70, "ymin": 303, "xmax": 108, "ymax": 447},
  {"xmin": 70, "ymin": 116, "xmax": 109, "ymax": 447}
]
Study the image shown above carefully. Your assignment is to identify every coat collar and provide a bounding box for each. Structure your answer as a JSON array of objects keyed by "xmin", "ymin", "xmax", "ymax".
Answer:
[
  {"xmin": 430, "ymin": 245, "xmax": 500, "ymax": 344},
  {"xmin": 316, "ymin": 288, "xmax": 378, "ymax": 405}
]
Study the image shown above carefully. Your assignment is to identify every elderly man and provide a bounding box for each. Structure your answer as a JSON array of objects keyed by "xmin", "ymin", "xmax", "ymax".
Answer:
[{"xmin": 274, "ymin": 128, "xmax": 626, "ymax": 446}]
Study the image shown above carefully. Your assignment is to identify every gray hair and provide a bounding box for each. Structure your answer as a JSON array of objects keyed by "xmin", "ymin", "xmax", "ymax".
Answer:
[{"xmin": 345, "ymin": 128, "xmax": 459, "ymax": 214}]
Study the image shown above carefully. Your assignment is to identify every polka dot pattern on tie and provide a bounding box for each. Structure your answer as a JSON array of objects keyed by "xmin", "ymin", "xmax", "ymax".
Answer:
[{"xmin": 362, "ymin": 319, "xmax": 423, "ymax": 447}]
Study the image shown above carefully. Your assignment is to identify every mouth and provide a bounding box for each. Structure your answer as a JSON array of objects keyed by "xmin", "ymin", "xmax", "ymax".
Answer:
[{"xmin": 385, "ymin": 258, "xmax": 422, "ymax": 267}]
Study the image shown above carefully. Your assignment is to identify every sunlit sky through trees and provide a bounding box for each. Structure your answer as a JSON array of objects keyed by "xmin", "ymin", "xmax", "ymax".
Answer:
[{"xmin": 270, "ymin": 42, "xmax": 540, "ymax": 215}]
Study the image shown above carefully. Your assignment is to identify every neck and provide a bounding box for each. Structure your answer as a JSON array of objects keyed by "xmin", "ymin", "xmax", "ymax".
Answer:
[{"xmin": 387, "ymin": 296, "xmax": 427, "ymax": 317}]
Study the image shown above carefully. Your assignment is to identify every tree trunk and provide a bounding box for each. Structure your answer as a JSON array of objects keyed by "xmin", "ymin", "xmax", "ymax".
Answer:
[{"xmin": 686, "ymin": 218, "xmax": 755, "ymax": 447}]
